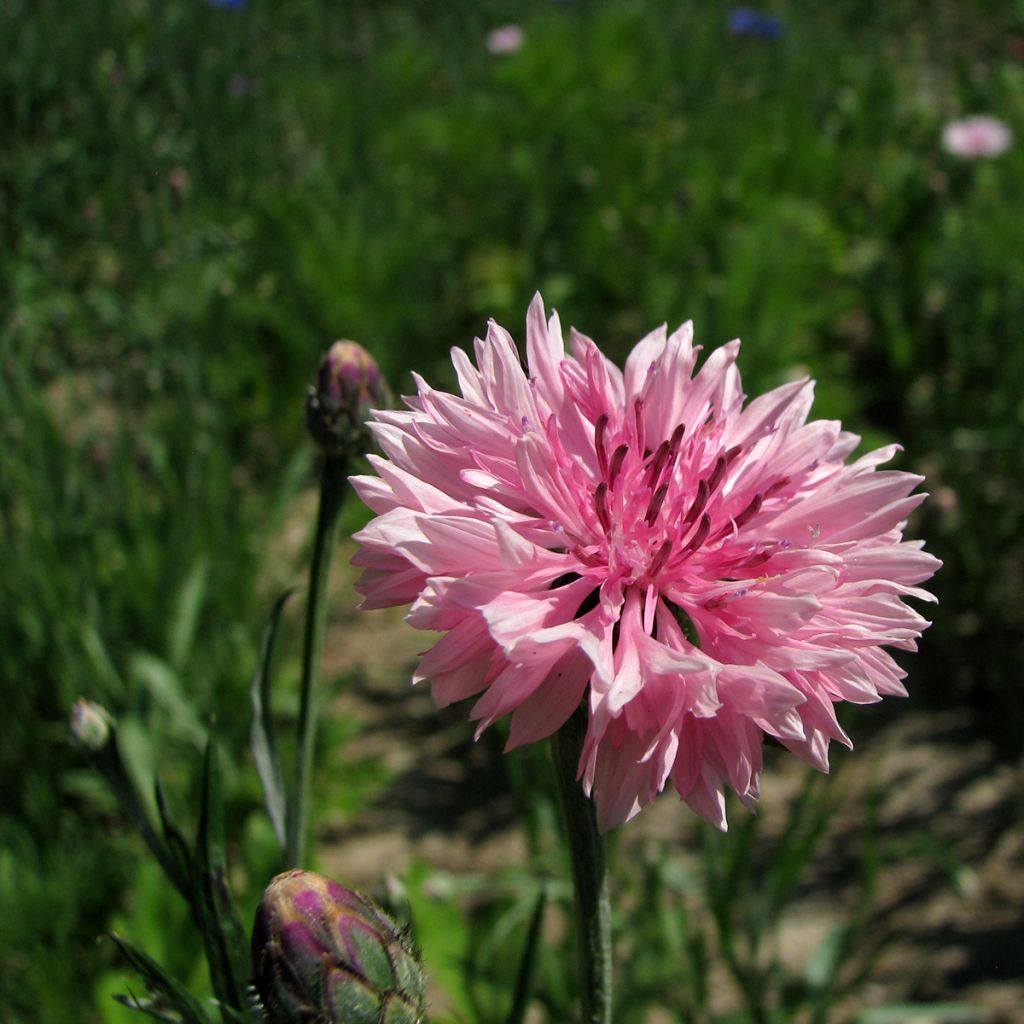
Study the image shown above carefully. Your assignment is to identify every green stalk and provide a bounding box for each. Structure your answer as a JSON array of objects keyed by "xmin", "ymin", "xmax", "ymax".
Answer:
[
  {"xmin": 551, "ymin": 708, "xmax": 613, "ymax": 1024},
  {"xmin": 286, "ymin": 454, "xmax": 348, "ymax": 868}
]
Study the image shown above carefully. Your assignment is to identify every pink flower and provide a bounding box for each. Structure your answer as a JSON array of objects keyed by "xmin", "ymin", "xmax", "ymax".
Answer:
[
  {"xmin": 352, "ymin": 297, "xmax": 939, "ymax": 831},
  {"xmin": 942, "ymin": 115, "xmax": 1012, "ymax": 159},
  {"xmin": 486, "ymin": 24, "xmax": 525, "ymax": 55},
  {"xmin": 167, "ymin": 167, "xmax": 190, "ymax": 194}
]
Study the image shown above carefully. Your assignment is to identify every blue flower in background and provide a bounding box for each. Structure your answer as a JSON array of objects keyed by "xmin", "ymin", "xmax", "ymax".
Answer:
[
  {"xmin": 208, "ymin": 0, "xmax": 247, "ymax": 9},
  {"xmin": 728, "ymin": 8, "xmax": 783, "ymax": 39}
]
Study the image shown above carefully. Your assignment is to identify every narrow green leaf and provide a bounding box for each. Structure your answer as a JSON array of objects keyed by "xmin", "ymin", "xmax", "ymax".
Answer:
[
  {"xmin": 249, "ymin": 588, "xmax": 296, "ymax": 852},
  {"xmin": 154, "ymin": 778, "xmax": 194, "ymax": 898},
  {"xmin": 110, "ymin": 933, "xmax": 212, "ymax": 1024},
  {"xmin": 216, "ymin": 998, "xmax": 265, "ymax": 1024},
  {"xmin": 130, "ymin": 651, "xmax": 205, "ymax": 743},
  {"xmin": 194, "ymin": 737, "xmax": 251, "ymax": 1016},
  {"xmin": 801, "ymin": 923, "xmax": 846, "ymax": 993},
  {"xmin": 168, "ymin": 559, "xmax": 210, "ymax": 672},
  {"xmin": 93, "ymin": 725, "xmax": 189, "ymax": 901},
  {"xmin": 79, "ymin": 624, "xmax": 126, "ymax": 701},
  {"xmin": 503, "ymin": 885, "xmax": 547, "ymax": 1024},
  {"xmin": 112, "ymin": 995, "xmax": 181, "ymax": 1024},
  {"xmin": 856, "ymin": 1003, "xmax": 994, "ymax": 1024}
]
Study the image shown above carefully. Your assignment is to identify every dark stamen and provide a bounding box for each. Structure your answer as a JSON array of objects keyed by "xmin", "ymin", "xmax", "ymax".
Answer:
[
  {"xmin": 594, "ymin": 413, "xmax": 609, "ymax": 479},
  {"xmin": 644, "ymin": 440, "xmax": 671, "ymax": 489},
  {"xmin": 595, "ymin": 482, "xmax": 611, "ymax": 531},
  {"xmin": 734, "ymin": 493, "xmax": 763, "ymax": 528},
  {"xmin": 633, "ymin": 397, "xmax": 645, "ymax": 449},
  {"xmin": 763, "ymin": 476, "xmax": 790, "ymax": 499},
  {"xmin": 669, "ymin": 422, "xmax": 686, "ymax": 451},
  {"xmin": 706, "ymin": 455, "xmax": 728, "ymax": 494},
  {"xmin": 608, "ymin": 444, "xmax": 629, "ymax": 487},
  {"xmin": 649, "ymin": 539, "xmax": 672, "ymax": 575},
  {"xmin": 683, "ymin": 478, "xmax": 710, "ymax": 525},
  {"xmin": 682, "ymin": 512, "xmax": 711, "ymax": 553},
  {"xmin": 645, "ymin": 482, "xmax": 670, "ymax": 525}
]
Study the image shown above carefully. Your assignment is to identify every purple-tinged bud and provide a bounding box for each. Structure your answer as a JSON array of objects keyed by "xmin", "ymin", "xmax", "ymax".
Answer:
[
  {"xmin": 306, "ymin": 340, "xmax": 389, "ymax": 459},
  {"xmin": 252, "ymin": 869, "xmax": 425, "ymax": 1024},
  {"xmin": 70, "ymin": 698, "xmax": 113, "ymax": 751}
]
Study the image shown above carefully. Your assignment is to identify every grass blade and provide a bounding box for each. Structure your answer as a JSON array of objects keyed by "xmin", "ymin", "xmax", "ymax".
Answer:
[
  {"xmin": 249, "ymin": 587, "xmax": 296, "ymax": 852},
  {"xmin": 193, "ymin": 737, "xmax": 251, "ymax": 1016},
  {"xmin": 110, "ymin": 933, "xmax": 212, "ymax": 1024},
  {"xmin": 168, "ymin": 559, "xmax": 209, "ymax": 673},
  {"xmin": 503, "ymin": 885, "xmax": 548, "ymax": 1024},
  {"xmin": 154, "ymin": 778, "xmax": 195, "ymax": 901}
]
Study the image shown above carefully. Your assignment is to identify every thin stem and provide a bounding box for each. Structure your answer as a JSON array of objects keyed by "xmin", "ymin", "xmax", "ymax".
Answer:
[
  {"xmin": 286, "ymin": 455, "xmax": 348, "ymax": 868},
  {"xmin": 551, "ymin": 708, "xmax": 613, "ymax": 1024}
]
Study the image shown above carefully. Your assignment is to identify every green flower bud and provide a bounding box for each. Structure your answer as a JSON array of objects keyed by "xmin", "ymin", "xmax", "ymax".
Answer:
[
  {"xmin": 306, "ymin": 340, "xmax": 389, "ymax": 458},
  {"xmin": 70, "ymin": 698, "xmax": 113, "ymax": 751},
  {"xmin": 252, "ymin": 869, "xmax": 426, "ymax": 1024}
]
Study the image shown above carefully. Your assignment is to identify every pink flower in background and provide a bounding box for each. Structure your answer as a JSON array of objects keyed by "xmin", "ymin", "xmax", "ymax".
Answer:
[
  {"xmin": 352, "ymin": 297, "xmax": 939, "ymax": 830},
  {"xmin": 167, "ymin": 167, "xmax": 190, "ymax": 194},
  {"xmin": 942, "ymin": 115, "xmax": 1012, "ymax": 159},
  {"xmin": 486, "ymin": 24, "xmax": 525, "ymax": 55}
]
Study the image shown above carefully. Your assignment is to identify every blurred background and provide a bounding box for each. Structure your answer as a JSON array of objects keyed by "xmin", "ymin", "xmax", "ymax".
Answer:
[{"xmin": 2, "ymin": 0, "xmax": 1023, "ymax": 1021}]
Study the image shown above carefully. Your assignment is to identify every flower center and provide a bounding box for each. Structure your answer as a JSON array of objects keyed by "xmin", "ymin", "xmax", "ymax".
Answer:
[{"xmin": 578, "ymin": 405, "xmax": 782, "ymax": 590}]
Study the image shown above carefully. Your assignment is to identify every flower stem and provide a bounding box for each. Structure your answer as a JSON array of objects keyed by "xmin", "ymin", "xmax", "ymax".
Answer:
[
  {"xmin": 286, "ymin": 454, "xmax": 348, "ymax": 868},
  {"xmin": 551, "ymin": 708, "xmax": 613, "ymax": 1024}
]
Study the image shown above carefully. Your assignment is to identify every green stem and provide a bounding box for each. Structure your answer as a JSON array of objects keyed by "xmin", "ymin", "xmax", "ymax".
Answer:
[
  {"xmin": 286, "ymin": 454, "xmax": 348, "ymax": 868},
  {"xmin": 551, "ymin": 708, "xmax": 613, "ymax": 1024}
]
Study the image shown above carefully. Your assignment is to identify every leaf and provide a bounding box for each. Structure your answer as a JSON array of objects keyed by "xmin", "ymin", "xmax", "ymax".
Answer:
[
  {"xmin": 856, "ymin": 1003, "xmax": 994, "ymax": 1024},
  {"xmin": 94, "ymin": 723, "xmax": 189, "ymax": 901},
  {"xmin": 110, "ymin": 933, "xmax": 212, "ymax": 1024},
  {"xmin": 193, "ymin": 737, "xmax": 252, "ymax": 1017},
  {"xmin": 154, "ymin": 778, "xmax": 194, "ymax": 899},
  {"xmin": 801, "ymin": 923, "xmax": 847, "ymax": 993},
  {"xmin": 216, "ymin": 997, "xmax": 265, "ymax": 1024},
  {"xmin": 112, "ymin": 995, "xmax": 182, "ymax": 1024},
  {"xmin": 503, "ymin": 885, "xmax": 547, "ymax": 1024},
  {"xmin": 79, "ymin": 624, "xmax": 126, "ymax": 701},
  {"xmin": 129, "ymin": 651, "xmax": 205, "ymax": 744},
  {"xmin": 168, "ymin": 559, "xmax": 210, "ymax": 673},
  {"xmin": 404, "ymin": 859, "xmax": 476, "ymax": 1022},
  {"xmin": 249, "ymin": 588, "xmax": 296, "ymax": 852}
]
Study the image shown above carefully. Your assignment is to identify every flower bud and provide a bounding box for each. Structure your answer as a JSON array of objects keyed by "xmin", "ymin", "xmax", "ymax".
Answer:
[
  {"xmin": 306, "ymin": 340, "xmax": 388, "ymax": 458},
  {"xmin": 70, "ymin": 698, "xmax": 113, "ymax": 751},
  {"xmin": 252, "ymin": 869, "xmax": 425, "ymax": 1024}
]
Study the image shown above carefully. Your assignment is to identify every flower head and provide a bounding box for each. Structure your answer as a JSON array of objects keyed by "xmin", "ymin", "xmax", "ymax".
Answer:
[
  {"xmin": 70, "ymin": 698, "xmax": 113, "ymax": 751},
  {"xmin": 942, "ymin": 115, "xmax": 1012, "ymax": 159},
  {"xmin": 352, "ymin": 296, "xmax": 939, "ymax": 831},
  {"xmin": 486, "ymin": 24, "xmax": 525, "ymax": 55},
  {"xmin": 307, "ymin": 340, "xmax": 389, "ymax": 459},
  {"xmin": 252, "ymin": 869, "xmax": 425, "ymax": 1024},
  {"xmin": 728, "ymin": 7, "xmax": 783, "ymax": 39}
]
